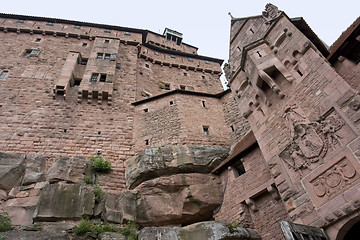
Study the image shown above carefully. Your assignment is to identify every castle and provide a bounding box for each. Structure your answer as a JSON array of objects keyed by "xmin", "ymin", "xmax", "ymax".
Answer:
[{"xmin": 0, "ymin": 3, "xmax": 359, "ymax": 240}]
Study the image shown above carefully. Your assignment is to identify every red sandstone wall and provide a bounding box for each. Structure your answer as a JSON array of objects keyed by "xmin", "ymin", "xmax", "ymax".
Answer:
[{"xmin": 333, "ymin": 58, "xmax": 360, "ymax": 92}]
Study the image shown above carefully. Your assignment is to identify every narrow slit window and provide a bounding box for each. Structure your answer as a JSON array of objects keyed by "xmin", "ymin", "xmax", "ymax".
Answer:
[
  {"xmin": 203, "ymin": 126, "xmax": 209, "ymax": 136},
  {"xmin": 230, "ymin": 125, "xmax": 235, "ymax": 132},
  {"xmin": 202, "ymin": 101, "xmax": 206, "ymax": 107},
  {"xmin": 145, "ymin": 139, "xmax": 149, "ymax": 145},
  {"xmin": 297, "ymin": 69, "xmax": 303, "ymax": 77}
]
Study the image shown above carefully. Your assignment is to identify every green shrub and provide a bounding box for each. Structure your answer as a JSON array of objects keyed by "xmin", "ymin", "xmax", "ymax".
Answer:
[
  {"xmin": 119, "ymin": 221, "xmax": 138, "ymax": 240},
  {"xmin": 74, "ymin": 219, "xmax": 117, "ymax": 236},
  {"xmin": 84, "ymin": 176, "xmax": 93, "ymax": 184},
  {"xmin": 91, "ymin": 156, "xmax": 112, "ymax": 173},
  {"xmin": 0, "ymin": 212, "xmax": 12, "ymax": 232},
  {"xmin": 94, "ymin": 186, "xmax": 105, "ymax": 204}
]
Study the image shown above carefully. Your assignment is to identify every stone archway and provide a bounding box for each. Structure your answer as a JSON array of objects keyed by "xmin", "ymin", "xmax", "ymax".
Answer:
[{"xmin": 334, "ymin": 215, "xmax": 360, "ymax": 240}]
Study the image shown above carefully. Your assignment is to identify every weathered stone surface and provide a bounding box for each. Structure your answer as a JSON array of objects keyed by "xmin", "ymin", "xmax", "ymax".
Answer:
[
  {"xmin": 34, "ymin": 183, "xmax": 94, "ymax": 221},
  {"xmin": 46, "ymin": 156, "xmax": 89, "ymax": 183},
  {"xmin": 98, "ymin": 232, "xmax": 126, "ymax": 240},
  {"xmin": 22, "ymin": 153, "xmax": 46, "ymax": 185},
  {"xmin": 0, "ymin": 189, "xmax": 7, "ymax": 201},
  {"xmin": 4, "ymin": 196, "xmax": 39, "ymax": 226},
  {"xmin": 0, "ymin": 152, "xmax": 26, "ymax": 190},
  {"xmin": 136, "ymin": 173, "xmax": 221, "ymax": 225},
  {"xmin": 1, "ymin": 230, "xmax": 69, "ymax": 240},
  {"xmin": 126, "ymin": 145, "xmax": 229, "ymax": 188},
  {"xmin": 103, "ymin": 191, "xmax": 137, "ymax": 223},
  {"xmin": 138, "ymin": 221, "xmax": 261, "ymax": 240}
]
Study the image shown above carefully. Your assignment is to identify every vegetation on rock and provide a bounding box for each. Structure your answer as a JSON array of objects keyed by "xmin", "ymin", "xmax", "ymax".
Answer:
[
  {"xmin": 94, "ymin": 186, "xmax": 105, "ymax": 204},
  {"xmin": 0, "ymin": 212, "xmax": 12, "ymax": 232},
  {"xmin": 90, "ymin": 156, "xmax": 112, "ymax": 173}
]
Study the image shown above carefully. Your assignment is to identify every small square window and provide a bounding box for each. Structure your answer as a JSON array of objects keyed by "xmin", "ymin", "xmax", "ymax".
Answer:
[
  {"xmin": 116, "ymin": 62, "xmax": 121, "ymax": 69},
  {"xmin": 143, "ymin": 108, "xmax": 148, "ymax": 113},
  {"xmin": 164, "ymin": 84, "xmax": 170, "ymax": 90},
  {"xmin": 35, "ymin": 38, "xmax": 41, "ymax": 42},
  {"xmin": 145, "ymin": 64, "xmax": 149, "ymax": 68},
  {"xmin": 97, "ymin": 53, "xmax": 104, "ymax": 59},
  {"xmin": 104, "ymin": 29, "xmax": 111, "ymax": 33},
  {"xmin": 202, "ymin": 76, "xmax": 205, "ymax": 80},
  {"xmin": 104, "ymin": 53, "xmax": 111, "ymax": 60},
  {"xmin": 91, "ymin": 73, "xmax": 99, "ymax": 82},
  {"xmin": 99, "ymin": 74, "xmax": 107, "ymax": 82},
  {"xmin": 184, "ymin": 72, "xmax": 187, "ymax": 76},
  {"xmin": 203, "ymin": 126, "xmax": 209, "ymax": 136},
  {"xmin": 145, "ymin": 139, "xmax": 149, "ymax": 145},
  {"xmin": 81, "ymin": 59, "xmax": 88, "ymax": 65},
  {"xmin": 0, "ymin": 70, "xmax": 8, "ymax": 79},
  {"xmin": 104, "ymin": 39, "xmax": 110, "ymax": 43},
  {"xmin": 169, "ymin": 101, "xmax": 174, "ymax": 105},
  {"xmin": 82, "ymin": 43, "xmax": 87, "ymax": 47},
  {"xmin": 180, "ymin": 85, "xmax": 186, "ymax": 90},
  {"xmin": 74, "ymin": 78, "xmax": 82, "ymax": 86}
]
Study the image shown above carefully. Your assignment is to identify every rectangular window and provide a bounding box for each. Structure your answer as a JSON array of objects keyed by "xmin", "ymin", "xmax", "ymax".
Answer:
[
  {"xmin": 97, "ymin": 53, "xmax": 104, "ymax": 59},
  {"xmin": 110, "ymin": 53, "xmax": 117, "ymax": 61},
  {"xmin": 180, "ymin": 85, "xmax": 186, "ymax": 90},
  {"xmin": 0, "ymin": 70, "xmax": 8, "ymax": 79},
  {"xmin": 74, "ymin": 26, "xmax": 81, "ymax": 29},
  {"xmin": 82, "ymin": 43, "xmax": 87, "ymax": 47},
  {"xmin": 91, "ymin": 73, "xmax": 99, "ymax": 82},
  {"xmin": 184, "ymin": 72, "xmax": 187, "ymax": 76},
  {"xmin": 145, "ymin": 64, "xmax": 149, "ymax": 68},
  {"xmin": 116, "ymin": 62, "xmax": 121, "ymax": 69},
  {"xmin": 203, "ymin": 126, "xmax": 209, "ymax": 136},
  {"xmin": 16, "ymin": 20, "xmax": 24, "ymax": 23},
  {"xmin": 81, "ymin": 59, "xmax": 88, "ymax": 65},
  {"xmin": 35, "ymin": 38, "xmax": 41, "ymax": 42},
  {"xmin": 104, "ymin": 29, "xmax": 111, "ymax": 33},
  {"xmin": 124, "ymin": 32, "xmax": 131, "ymax": 36},
  {"xmin": 205, "ymin": 61, "xmax": 210, "ymax": 64},
  {"xmin": 188, "ymin": 58, "xmax": 194, "ymax": 62},
  {"xmin": 170, "ymin": 55, "xmax": 176, "ymax": 59},
  {"xmin": 104, "ymin": 39, "xmax": 110, "ymax": 43},
  {"xmin": 24, "ymin": 49, "xmax": 40, "ymax": 57},
  {"xmin": 202, "ymin": 75, "xmax": 205, "ymax": 80},
  {"xmin": 46, "ymin": 22, "xmax": 54, "ymax": 26},
  {"xmin": 99, "ymin": 74, "xmax": 107, "ymax": 82},
  {"xmin": 164, "ymin": 84, "xmax": 170, "ymax": 90},
  {"xmin": 104, "ymin": 53, "xmax": 111, "ymax": 60}
]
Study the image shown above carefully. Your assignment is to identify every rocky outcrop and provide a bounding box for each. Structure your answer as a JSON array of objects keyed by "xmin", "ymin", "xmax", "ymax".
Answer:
[
  {"xmin": 0, "ymin": 229, "xmax": 69, "ymax": 240},
  {"xmin": 125, "ymin": 145, "xmax": 229, "ymax": 188},
  {"xmin": 34, "ymin": 182, "xmax": 94, "ymax": 221},
  {"xmin": 0, "ymin": 152, "xmax": 26, "ymax": 190},
  {"xmin": 46, "ymin": 156, "xmax": 89, "ymax": 183},
  {"xmin": 138, "ymin": 221, "xmax": 261, "ymax": 240},
  {"xmin": 103, "ymin": 173, "xmax": 221, "ymax": 226},
  {"xmin": 22, "ymin": 153, "xmax": 46, "ymax": 186}
]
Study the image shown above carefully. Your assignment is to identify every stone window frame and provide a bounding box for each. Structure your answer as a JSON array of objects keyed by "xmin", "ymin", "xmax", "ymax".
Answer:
[
  {"xmin": 203, "ymin": 126, "xmax": 209, "ymax": 136},
  {"xmin": 24, "ymin": 48, "xmax": 41, "ymax": 57}
]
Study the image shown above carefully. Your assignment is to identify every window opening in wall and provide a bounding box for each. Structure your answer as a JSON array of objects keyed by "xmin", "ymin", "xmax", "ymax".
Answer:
[
  {"xmin": 63, "ymin": 129, "xmax": 67, "ymax": 133},
  {"xmin": 169, "ymin": 101, "xmax": 174, "ymax": 105},
  {"xmin": 92, "ymin": 91, "xmax": 99, "ymax": 100},
  {"xmin": 188, "ymin": 58, "xmax": 194, "ymax": 62},
  {"xmin": 98, "ymin": 131, "xmax": 101, "ymax": 135},
  {"xmin": 145, "ymin": 63, "xmax": 149, "ymax": 68},
  {"xmin": 91, "ymin": 73, "xmax": 98, "ymax": 82},
  {"xmin": 35, "ymin": 38, "xmax": 41, "ymax": 42},
  {"xmin": 256, "ymin": 51, "xmax": 262, "ymax": 57},
  {"xmin": 203, "ymin": 126, "xmax": 209, "ymax": 136},
  {"xmin": 17, "ymin": 19, "xmax": 24, "ymax": 23},
  {"xmin": 104, "ymin": 29, "xmax": 111, "ymax": 33},
  {"xmin": 143, "ymin": 108, "xmax": 148, "ymax": 112},
  {"xmin": 99, "ymin": 74, "xmax": 107, "ymax": 82},
  {"xmin": 46, "ymin": 22, "xmax": 54, "ymax": 26},
  {"xmin": 0, "ymin": 70, "xmax": 8, "ymax": 79},
  {"xmin": 74, "ymin": 25, "xmax": 81, "ymax": 29},
  {"xmin": 116, "ymin": 62, "xmax": 121, "ymax": 69},
  {"xmin": 81, "ymin": 58, "xmax": 88, "ymax": 65},
  {"xmin": 205, "ymin": 60, "xmax": 210, "ymax": 64},
  {"xmin": 202, "ymin": 75, "xmax": 205, "ymax": 80},
  {"xmin": 202, "ymin": 100, "xmax": 206, "ymax": 107},
  {"xmin": 233, "ymin": 159, "xmax": 246, "ymax": 177},
  {"xmin": 124, "ymin": 32, "xmax": 131, "ymax": 36},
  {"xmin": 97, "ymin": 53, "xmax": 104, "ymax": 59},
  {"xmin": 164, "ymin": 84, "xmax": 170, "ymax": 90},
  {"xmin": 249, "ymin": 28, "xmax": 254, "ymax": 34},
  {"xmin": 180, "ymin": 85, "xmax": 186, "ymax": 90},
  {"xmin": 74, "ymin": 78, "xmax": 82, "ymax": 87},
  {"xmin": 104, "ymin": 39, "xmax": 110, "ymax": 43},
  {"xmin": 24, "ymin": 49, "xmax": 40, "ymax": 57},
  {"xmin": 145, "ymin": 139, "xmax": 149, "ymax": 145},
  {"xmin": 82, "ymin": 43, "xmax": 87, "ymax": 47},
  {"xmin": 104, "ymin": 53, "xmax": 111, "ymax": 60},
  {"xmin": 184, "ymin": 72, "xmax": 187, "ymax": 76},
  {"xmin": 297, "ymin": 69, "xmax": 303, "ymax": 77},
  {"xmin": 154, "ymin": 51, "xmax": 160, "ymax": 56},
  {"xmin": 230, "ymin": 125, "xmax": 235, "ymax": 132},
  {"xmin": 170, "ymin": 55, "xmax": 176, "ymax": 59}
]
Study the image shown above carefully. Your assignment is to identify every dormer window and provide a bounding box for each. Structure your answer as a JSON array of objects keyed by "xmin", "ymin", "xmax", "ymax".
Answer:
[{"xmin": 163, "ymin": 28, "xmax": 183, "ymax": 45}]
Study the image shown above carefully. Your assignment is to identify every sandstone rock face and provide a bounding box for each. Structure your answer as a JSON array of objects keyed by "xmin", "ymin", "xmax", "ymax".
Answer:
[
  {"xmin": 1, "ymin": 230, "xmax": 69, "ymax": 240},
  {"xmin": 98, "ymin": 232, "xmax": 126, "ymax": 240},
  {"xmin": 126, "ymin": 145, "xmax": 229, "ymax": 188},
  {"xmin": 46, "ymin": 156, "xmax": 89, "ymax": 183},
  {"xmin": 103, "ymin": 191, "xmax": 137, "ymax": 223},
  {"xmin": 0, "ymin": 152, "xmax": 26, "ymax": 190},
  {"xmin": 103, "ymin": 173, "xmax": 221, "ymax": 226},
  {"xmin": 34, "ymin": 183, "xmax": 94, "ymax": 221},
  {"xmin": 138, "ymin": 221, "xmax": 261, "ymax": 240},
  {"xmin": 22, "ymin": 153, "xmax": 46, "ymax": 185},
  {"xmin": 4, "ymin": 196, "xmax": 39, "ymax": 225}
]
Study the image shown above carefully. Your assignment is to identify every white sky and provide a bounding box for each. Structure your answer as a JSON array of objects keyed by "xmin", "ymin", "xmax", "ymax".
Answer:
[{"xmin": 2, "ymin": 0, "xmax": 359, "ymax": 62}]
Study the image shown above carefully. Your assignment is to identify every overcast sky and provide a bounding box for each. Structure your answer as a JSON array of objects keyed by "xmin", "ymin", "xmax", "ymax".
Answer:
[{"xmin": 2, "ymin": 0, "xmax": 359, "ymax": 63}]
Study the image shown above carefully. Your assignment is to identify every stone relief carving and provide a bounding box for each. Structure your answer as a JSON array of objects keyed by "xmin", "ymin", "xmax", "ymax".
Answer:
[
  {"xmin": 279, "ymin": 107, "xmax": 344, "ymax": 174},
  {"xmin": 262, "ymin": 3, "xmax": 281, "ymax": 23},
  {"xmin": 311, "ymin": 157, "xmax": 358, "ymax": 198}
]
